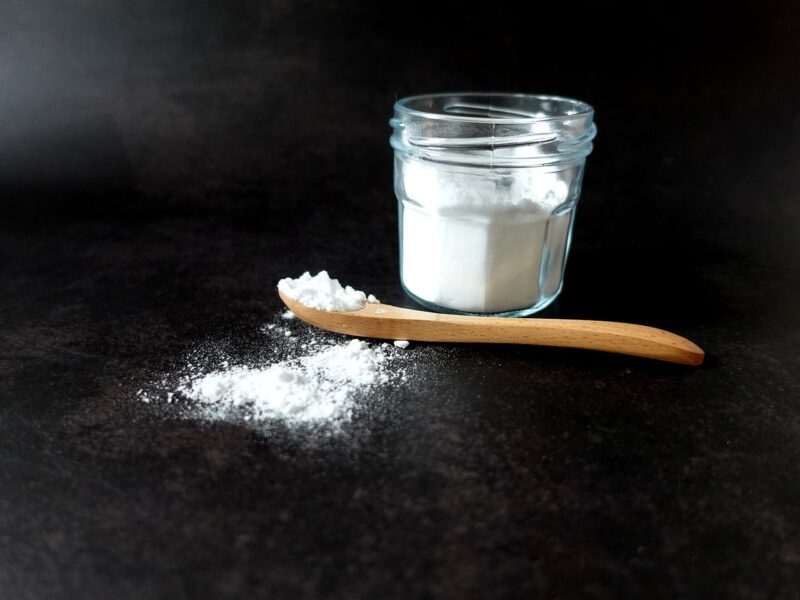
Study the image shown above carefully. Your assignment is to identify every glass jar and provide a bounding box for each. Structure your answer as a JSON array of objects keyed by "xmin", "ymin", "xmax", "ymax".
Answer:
[{"xmin": 390, "ymin": 93, "xmax": 596, "ymax": 316}]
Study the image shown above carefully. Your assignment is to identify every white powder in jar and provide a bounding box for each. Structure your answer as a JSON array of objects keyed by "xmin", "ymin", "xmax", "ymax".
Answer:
[{"xmin": 400, "ymin": 159, "xmax": 575, "ymax": 314}]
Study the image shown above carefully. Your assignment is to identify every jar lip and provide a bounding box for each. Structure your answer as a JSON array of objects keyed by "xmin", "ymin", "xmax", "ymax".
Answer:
[{"xmin": 394, "ymin": 92, "xmax": 594, "ymax": 124}]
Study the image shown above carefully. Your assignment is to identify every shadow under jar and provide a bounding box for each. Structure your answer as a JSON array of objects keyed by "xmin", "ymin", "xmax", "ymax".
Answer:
[{"xmin": 390, "ymin": 93, "xmax": 596, "ymax": 317}]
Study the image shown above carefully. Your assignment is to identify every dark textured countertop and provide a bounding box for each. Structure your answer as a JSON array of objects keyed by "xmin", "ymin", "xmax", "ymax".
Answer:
[{"xmin": 2, "ymin": 2, "xmax": 799, "ymax": 598}]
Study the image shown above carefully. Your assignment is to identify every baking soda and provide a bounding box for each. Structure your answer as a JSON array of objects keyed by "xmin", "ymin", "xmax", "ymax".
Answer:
[
  {"xmin": 278, "ymin": 271, "xmax": 379, "ymax": 311},
  {"xmin": 178, "ymin": 338, "xmax": 398, "ymax": 423},
  {"xmin": 400, "ymin": 159, "xmax": 575, "ymax": 314},
  {"xmin": 137, "ymin": 273, "xmax": 402, "ymax": 429}
]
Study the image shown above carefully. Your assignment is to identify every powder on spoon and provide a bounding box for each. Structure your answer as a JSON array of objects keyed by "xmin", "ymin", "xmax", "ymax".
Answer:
[{"xmin": 278, "ymin": 270, "xmax": 379, "ymax": 311}]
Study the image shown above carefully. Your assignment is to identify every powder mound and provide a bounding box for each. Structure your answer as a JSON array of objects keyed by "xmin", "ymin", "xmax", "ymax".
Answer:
[
  {"xmin": 277, "ymin": 271, "xmax": 379, "ymax": 312},
  {"xmin": 177, "ymin": 339, "xmax": 391, "ymax": 424}
]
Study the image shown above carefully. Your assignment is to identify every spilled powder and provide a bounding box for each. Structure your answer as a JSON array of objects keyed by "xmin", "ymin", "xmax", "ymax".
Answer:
[
  {"xmin": 177, "ymin": 339, "xmax": 394, "ymax": 423},
  {"xmin": 137, "ymin": 272, "xmax": 409, "ymax": 429}
]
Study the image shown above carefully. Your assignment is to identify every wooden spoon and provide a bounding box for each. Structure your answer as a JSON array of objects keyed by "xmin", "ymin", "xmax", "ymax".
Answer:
[{"xmin": 279, "ymin": 291, "xmax": 704, "ymax": 366}]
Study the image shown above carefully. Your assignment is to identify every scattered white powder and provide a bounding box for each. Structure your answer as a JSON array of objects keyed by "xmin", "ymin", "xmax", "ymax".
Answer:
[
  {"xmin": 136, "ymin": 281, "xmax": 416, "ymax": 430},
  {"xmin": 393, "ymin": 340, "xmax": 410, "ymax": 349},
  {"xmin": 278, "ymin": 271, "xmax": 379, "ymax": 311},
  {"xmin": 177, "ymin": 339, "xmax": 393, "ymax": 423},
  {"xmin": 282, "ymin": 309, "xmax": 295, "ymax": 319},
  {"xmin": 399, "ymin": 158, "xmax": 574, "ymax": 313}
]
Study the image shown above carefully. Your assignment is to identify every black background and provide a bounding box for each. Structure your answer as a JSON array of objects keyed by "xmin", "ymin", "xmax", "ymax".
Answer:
[{"xmin": 2, "ymin": 1, "xmax": 800, "ymax": 598}]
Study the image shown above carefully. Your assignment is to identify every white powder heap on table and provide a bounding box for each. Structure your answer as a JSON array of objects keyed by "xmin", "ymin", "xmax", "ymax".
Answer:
[
  {"xmin": 136, "ymin": 272, "xmax": 406, "ymax": 430},
  {"xmin": 178, "ymin": 339, "xmax": 393, "ymax": 423},
  {"xmin": 278, "ymin": 270, "xmax": 379, "ymax": 311}
]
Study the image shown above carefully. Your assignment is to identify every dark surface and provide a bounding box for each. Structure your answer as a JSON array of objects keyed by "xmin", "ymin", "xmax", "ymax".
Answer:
[{"xmin": 2, "ymin": 1, "xmax": 800, "ymax": 598}]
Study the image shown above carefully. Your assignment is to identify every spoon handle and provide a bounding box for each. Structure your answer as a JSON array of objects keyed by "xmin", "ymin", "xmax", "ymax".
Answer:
[
  {"xmin": 386, "ymin": 312, "xmax": 704, "ymax": 365},
  {"xmin": 279, "ymin": 293, "xmax": 704, "ymax": 366}
]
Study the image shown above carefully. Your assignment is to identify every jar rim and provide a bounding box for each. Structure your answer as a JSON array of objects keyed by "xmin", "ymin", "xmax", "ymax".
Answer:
[{"xmin": 394, "ymin": 92, "xmax": 594, "ymax": 125}]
